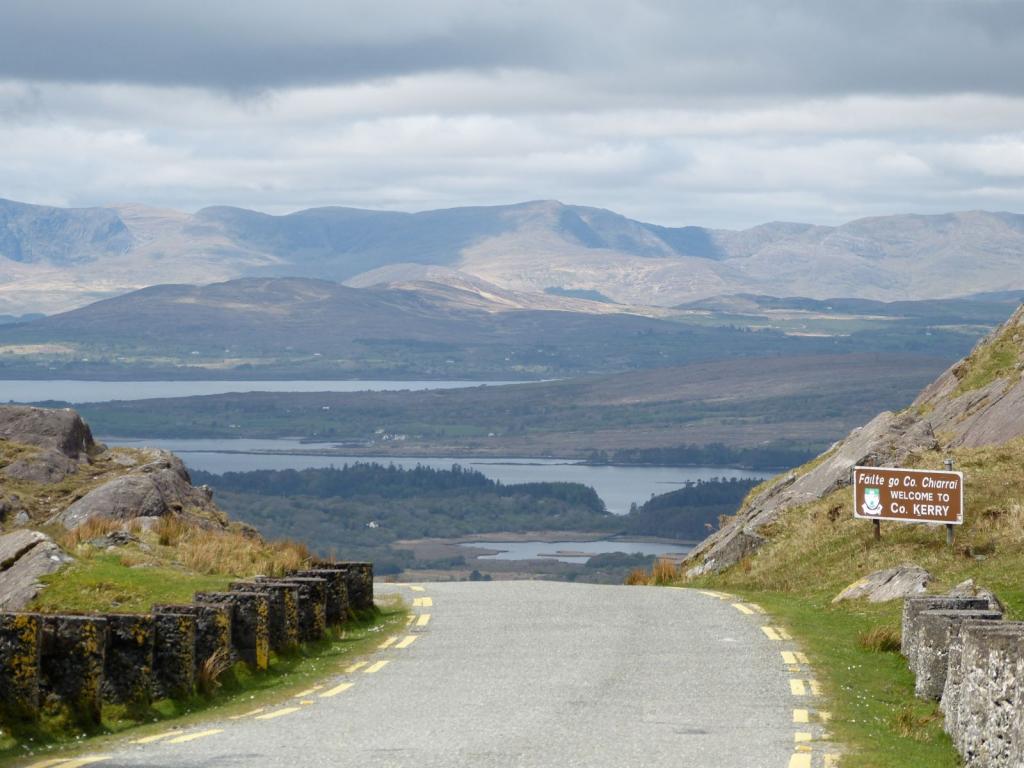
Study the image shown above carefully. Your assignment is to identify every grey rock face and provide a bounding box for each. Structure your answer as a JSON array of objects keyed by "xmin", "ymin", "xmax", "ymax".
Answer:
[
  {"xmin": 0, "ymin": 404, "xmax": 95, "ymax": 458},
  {"xmin": 0, "ymin": 530, "xmax": 73, "ymax": 610},
  {"xmin": 687, "ymin": 410, "xmax": 938, "ymax": 576},
  {"xmin": 832, "ymin": 564, "xmax": 930, "ymax": 604},
  {"xmin": 948, "ymin": 578, "xmax": 1005, "ymax": 614},
  {"xmin": 51, "ymin": 450, "xmax": 224, "ymax": 530},
  {"xmin": 2, "ymin": 447, "xmax": 79, "ymax": 484}
]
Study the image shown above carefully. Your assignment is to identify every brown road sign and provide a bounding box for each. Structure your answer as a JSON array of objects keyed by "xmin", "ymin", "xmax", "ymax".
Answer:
[{"xmin": 853, "ymin": 466, "xmax": 964, "ymax": 525}]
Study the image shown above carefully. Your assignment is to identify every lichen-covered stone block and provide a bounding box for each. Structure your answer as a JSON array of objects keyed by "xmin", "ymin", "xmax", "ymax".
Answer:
[
  {"xmin": 901, "ymin": 596, "xmax": 988, "ymax": 668},
  {"xmin": 194, "ymin": 591, "xmax": 269, "ymax": 670},
  {"xmin": 264, "ymin": 577, "xmax": 326, "ymax": 642},
  {"xmin": 230, "ymin": 581, "xmax": 299, "ymax": 652},
  {"xmin": 152, "ymin": 609, "xmax": 196, "ymax": 700},
  {"xmin": 323, "ymin": 561, "xmax": 373, "ymax": 612},
  {"xmin": 153, "ymin": 603, "xmax": 232, "ymax": 672},
  {"xmin": 955, "ymin": 623, "xmax": 1024, "ymax": 765},
  {"xmin": 103, "ymin": 613, "xmax": 154, "ymax": 708},
  {"xmin": 912, "ymin": 609, "xmax": 1001, "ymax": 700},
  {"xmin": 40, "ymin": 614, "xmax": 107, "ymax": 727},
  {"xmin": 0, "ymin": 612, "xmax": 42, "ymax": 723},
  {"xmin": 297, "ymin": 569, "xmax": 350, "ymax": 626}
]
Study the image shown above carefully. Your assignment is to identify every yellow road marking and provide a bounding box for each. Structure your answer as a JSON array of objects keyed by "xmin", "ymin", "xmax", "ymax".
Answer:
[
  {"xmin": 255, "ymin": 706, "xmax": 301, "ymax": 720},
  {"xmin": 698, "ymin": 590, "xmax": 723, "ymax": 598},
  {"xmin": 824, "ymin": 755, "xmax": 840, "ymax": 767},
  {"xmin": 410, "ymin": 586, "xmax": 426, "ymax": 592},
  {"xmin": 732, "ymin": 603, "xmax": 755, "ymax": 615},
  {"xmin": 782, "ymin": 651, "xmax": 798, "ymax": 665},
  {"xmin": 793, "ymin": 709, "xmax": 809, "ymax": 724},
  {"xmin": 345, "ymin": 661, "xmax": 368, "ymax": 674},
  {"xmin": 131, "ymin": 732, "xmax": 177, "ymax": 745},
  {"xmin": 59, "ymin": 759, "xmax": 111, "ymax": 768},
  {"xmin": 796, "ymin": 652, "xmax": 809, "ymax": 664},
  {"xmin": 396, "ymin": 634, "xmax": 419, "ymax": 649},
  {"xmin": 810, "ymin": 680, "xmax": 822, "ymax": 696},
  {"xmin": 293, "ymin": 685, "xmax": 323, "ymax": 698},
  {"xmin": 790, "ymin": 679, "xmax": 808, "ymax": 696},
  {"xmin": 27, "ymin": 760, "xmax": 72, "ymax": 768},
  {"xmin": 820, "ymin": 711, "xmax": 832, "ymax": 722},
  {"xmin": 787, "ymin": 754, "xmax": 811, "ymax": 768},
  {"xmin": 412, "ymin": 596, "xmax": 433, "ymax": 607},
  {"xmin": 762, "ymin": 626, "xmax": 782, "ymax": 641},
  {"xmin": 320, "ymin": 681, "xmax": 354, "ymax": 698},
  {"xmin": 364, "ymin": 660, "xmax": 390, "ymax": 674},
  {"xmin": 747, "ymin": 603, "xmax": 766, "ymax": 614},
  {"xmin": 166, "ymin": 729, "xmax": 223, "ymax": 745},
  {"xmin": 416, "ymin": 613, "xmax": 431, "ymax": 627},
  {"xmin": 379, "ymin": 636, "xmax": 398, "ymax": 649},
  {"xmin": 300, "ymin": 700, "xmax": 314, "ymax": 705},
  {"xmin": 229, "ymin": 707, "xmax": 265, "ymax": 720},
  {"xmin": 778, "ymin": 628, "xmax": 793, "ymax": 640},
  {"xmin": 406, "ymin": 614, "xmax": 415, "ymax": 624},
  {"xmin": 794, "ymin": 732, "xmax": 812, "ymax": 743}
]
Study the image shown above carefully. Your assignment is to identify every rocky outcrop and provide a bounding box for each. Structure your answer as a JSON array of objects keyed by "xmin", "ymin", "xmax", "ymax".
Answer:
[
  {"xmin": 0, "ymin": 530, "xmax": 73, "ymax": 611},
  {"xmin": 3, "ymin": 448, "xmax": 80, "ymax": 484},
  {"xmin": 832, "ymin": 564, "xmax": 930, "ymax": 604},
  {"xmin": 687, "ymin": 410, "xmax": 938, "ymax": 575},
  {"xmin": 685, "ymin": 303, "xmax": 1024, "ymax": 578},
  {"xmin": 50, "ymin": 450, "xmax": 224, "ymax": 530},
  {"xmin": 0, "ymin": 405, "xmax": 95, "ymax": 458}
]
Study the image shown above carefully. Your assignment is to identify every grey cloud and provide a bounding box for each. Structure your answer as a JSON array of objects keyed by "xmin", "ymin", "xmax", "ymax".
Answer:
[{"xmin": 2, "ymin": 1, "xmax": 1024, "ymax": 97}]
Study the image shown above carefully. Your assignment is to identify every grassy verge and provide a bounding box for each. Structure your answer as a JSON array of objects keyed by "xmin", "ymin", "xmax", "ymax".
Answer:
[
  {"xmin": 732, "ymin": 588, "xmax": 959, "ymax": 768},
  {"xmin": 0, "ymin": 597, "xmax": 408, "ymax": 766}
]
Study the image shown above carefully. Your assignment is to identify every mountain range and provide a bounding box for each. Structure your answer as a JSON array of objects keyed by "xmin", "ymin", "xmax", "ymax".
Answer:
[{"xmin": 2, "ymin": 197, "xmax": 1024, "ymax": 315}]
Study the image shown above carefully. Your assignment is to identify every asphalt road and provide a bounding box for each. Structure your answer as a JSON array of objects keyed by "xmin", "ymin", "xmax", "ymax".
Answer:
[{"xmin": 55, "ymin": 582, "xmax": 825, "ymax": 768}]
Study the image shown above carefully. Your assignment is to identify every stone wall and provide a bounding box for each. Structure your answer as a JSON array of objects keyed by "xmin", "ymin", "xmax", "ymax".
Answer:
[
  {"xmin": 901, "ymin": 594, "xmax": 1024, "ymax": 766},
  {"xmin": 0, "ymin": 560, "xmax": 372, "ymax": 727}
]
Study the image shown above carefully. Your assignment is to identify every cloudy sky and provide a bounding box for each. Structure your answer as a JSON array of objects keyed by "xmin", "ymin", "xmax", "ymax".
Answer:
[{"xmin": 1, "ymin": 0, "xmax": 1023, "ymax": 228}]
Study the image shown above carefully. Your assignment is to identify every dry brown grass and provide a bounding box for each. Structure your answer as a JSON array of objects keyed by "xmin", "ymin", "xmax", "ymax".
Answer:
[
  {"xmin": 858, "ymin": 625, "xmax": 902, "ymax": 653},
  {"xmin": 624, "ymin": 568, "xmax": 650, "ymax": 586},
  {"xmin": 197, "ymin": 647, "xmax": 234, "ymax": 697},
  {"xmin": 172, "ymin": 524, "xmax": 310, "ymax": 577},
  {"xmin": 651, "ymin": 558, "xmax": 681, "ymax": 586},
  {"xmin": 60, "ymin": 515, "xmax": 128, "ymax": 549}
]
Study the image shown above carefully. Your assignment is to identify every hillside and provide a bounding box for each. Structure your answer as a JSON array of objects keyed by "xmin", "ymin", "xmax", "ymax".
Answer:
[
  {"xmin": 2, "ymin": 196, "xmax": 1024, "ymax": 314},
  {"xmin": 0, "ymin": 404, "xmax": 309, "ymax": 614}
]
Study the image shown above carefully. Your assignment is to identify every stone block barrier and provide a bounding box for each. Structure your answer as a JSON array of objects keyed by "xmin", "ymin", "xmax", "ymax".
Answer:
[
  {"xmin": 296, "ymin": 568, "xmax": 350, "ymax": 626},
  {"xmin": 152, "ymin": 609, "xmax": 196, "ymax": 700},
  {"xmin": 262, "ymin": 576, "xmax": 327, "ymax": 642},
  {"xmin": 103, "ymin": 613, "xmax": 154, "ymax": 708},
  {"xmin": 901, "ymin": 595, "xmax": 989, "ymax": 669},
  {"xmin": 230, "ymin": 581, "xmax": 300, "ymax": 652},
  {"xmin": 901, "ymin": 593, "xmax": 1024, "ymax": 767},
  {"xmin": 0, "ymin": 560, "xmax": 373, "ymax": 727},
  {"xmin": 40, "ymin": 615, "xmax": 106, "ymax": 727},
  {"xmin": 193, "ymin": 591, "xmax": 270, "ymax": 671},
  {"xmin": 911, "ymin": 609, "xmax": 1002, "ymax": 700},
  {"xmin": 0, "ymin": 612, "xmax": 42, "ymax": 724},
  {"xmin": 153, "ymin": 602, "xmax": 233, "ymax": 672}
]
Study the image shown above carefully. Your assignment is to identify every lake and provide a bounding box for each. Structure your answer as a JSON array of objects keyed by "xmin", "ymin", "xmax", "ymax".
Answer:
[
  {"xmin": 101, "ymin": 436, "xmax": 770, "ymax": 515},
  {"xmin": 0, "ymin": 379, "xmax": 522, "ymax": 403},
  {"xmin": 463, "ymin": 539, "xmax": 692, "ymax": 564}
]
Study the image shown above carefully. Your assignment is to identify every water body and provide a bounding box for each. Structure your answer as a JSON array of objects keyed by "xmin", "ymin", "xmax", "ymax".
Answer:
[
  {"xmin": 463, "ymin": 539, "xmax": 692, "ymax": 564},
  {"xmin": 0, "ymin": 379, "xmax": 521, "ymax": 404},
  {"xmin": 101, "ymin": 436, "xmax": 769, "ymax": 515}
]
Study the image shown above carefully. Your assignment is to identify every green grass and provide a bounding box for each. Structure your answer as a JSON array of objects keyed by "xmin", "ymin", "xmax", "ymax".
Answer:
[
  {"xmin": 0, "ymin": 598, "xmax": 408, "ymax": 766},
  {"xmin": 953, "ymin": 321, "xmax": 1021, "ymax": 396},
  {"xmin": 29, "ymin": 553, "xmax": 235, "ymax": 614}
]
